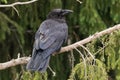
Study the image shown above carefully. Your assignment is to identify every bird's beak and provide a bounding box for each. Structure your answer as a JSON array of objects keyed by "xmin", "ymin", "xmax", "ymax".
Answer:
[{"xmin": 62, "ymin": 9, "xmax": 73, "ymax": 15}]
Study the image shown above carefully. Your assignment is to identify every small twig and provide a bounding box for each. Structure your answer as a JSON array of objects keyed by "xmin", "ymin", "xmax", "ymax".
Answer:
[
  {"xmin": 78, "ymin": 44, "xmax": 95, "ymax": 59},
  {"xmin": 78, "ymin": 44, "xmax": 96, "ymax": 65},
  {"xmin": 68, "ymin": 38, "xmax": 75, "ymax": 69},
  {"xmin": 74, "ymin": 47, "xmax": 87, "ymax": 80},
  {"xmin": 48, "ymin": 66, "xmax": 56, "ymax": 76},
  {"xmin": 17, "ymin": 53, "xmax": 20, "ymax": 58},
  {"xmin": 94, "ymin": 44, "xmax": 108, "ymax": 55},
  {"xmin": 12, "ymin": 6, "xmax": 19, "ymax": 16},
  {"xmin": 0, "ymin": 0, "xmax": 37, "ymax": 7},
  {"xmin": 76, "ymin": 0, "xmax": 83, "ymax": 4}
]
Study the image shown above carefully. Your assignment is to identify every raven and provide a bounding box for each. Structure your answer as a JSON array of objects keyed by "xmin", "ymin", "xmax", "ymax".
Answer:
[{"xmin": 26, "ymin": 9, "xmax": 73, "ymax": 72}]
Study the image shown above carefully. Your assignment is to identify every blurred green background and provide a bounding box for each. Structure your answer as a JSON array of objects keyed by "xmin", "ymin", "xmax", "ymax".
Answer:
[{"xmin": 0, "ymin": 0, "xmax": 120, "ymax": 80}]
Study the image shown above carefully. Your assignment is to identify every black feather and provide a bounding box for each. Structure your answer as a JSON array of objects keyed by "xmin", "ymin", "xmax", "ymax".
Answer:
[{"xmin": 26, "ymin": 9, "xmax": 72, "ymax": 72}]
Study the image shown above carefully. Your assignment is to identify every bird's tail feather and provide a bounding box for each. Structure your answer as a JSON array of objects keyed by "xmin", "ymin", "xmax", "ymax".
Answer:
[{"xmin": 26, "ymin": 50, "xmax": 50, "ymax": 72}]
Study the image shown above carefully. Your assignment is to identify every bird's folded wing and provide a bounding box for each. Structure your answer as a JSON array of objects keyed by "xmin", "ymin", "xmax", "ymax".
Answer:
[{"xmin": 34, "ymin": 36, "xmax": 56, "ymax": 50}]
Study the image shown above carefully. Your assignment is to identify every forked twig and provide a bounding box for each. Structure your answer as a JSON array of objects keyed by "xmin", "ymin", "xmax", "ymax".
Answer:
[{"xmin": 74, "ymin": 47, "xmax": 87, "ymax": 80}]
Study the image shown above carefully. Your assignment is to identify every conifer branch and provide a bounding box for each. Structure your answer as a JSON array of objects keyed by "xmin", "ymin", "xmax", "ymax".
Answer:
[
  {"xmin": 0, "ymin": 0, "xmax": 37, "ymax": 7},
  {"xmin": 0, "ymin": 24, "xmax": 120, "ymax": 70}
]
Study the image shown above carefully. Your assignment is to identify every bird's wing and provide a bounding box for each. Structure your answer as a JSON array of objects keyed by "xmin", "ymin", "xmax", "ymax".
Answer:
[
  {"xmin": 34, "ymin": 35, "xmax": 56, "ymax": 50},
  {"xmin": 34, "ymin": 20, "xmax": 67, "ymax": 50},
  {"xmin": 34, "ymin": 20, "xmax": 59, "ymax": 50}
]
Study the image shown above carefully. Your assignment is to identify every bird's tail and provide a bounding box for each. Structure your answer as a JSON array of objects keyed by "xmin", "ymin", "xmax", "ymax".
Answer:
[{"xmin": 26, "ymin": 49, "xmax": 50, "ymax": 72}]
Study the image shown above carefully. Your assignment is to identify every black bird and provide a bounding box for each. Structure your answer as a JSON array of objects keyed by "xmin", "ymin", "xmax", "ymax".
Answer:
[{"xmin": 26, "ymin": 9, "xmax": 73, "ymax": 72}]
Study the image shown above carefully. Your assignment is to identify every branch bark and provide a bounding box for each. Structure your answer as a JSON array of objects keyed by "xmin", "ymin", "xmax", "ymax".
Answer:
[
  {"xmin": 59, "ymin": 24, "xmax": 120, "ymax": 53},
  {"xmin": 0, "ymin": 24, "xmax": 120, "ymax": 70},
  {"xmin": 0, "ymin": 57, "xmax": 30, "ymax": 70},
  {"xmin": 0, "ymin": 0, "xmax": 37, "ymax": 7}
]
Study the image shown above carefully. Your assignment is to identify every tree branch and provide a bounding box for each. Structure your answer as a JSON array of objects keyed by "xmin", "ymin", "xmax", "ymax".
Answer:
[
  {"xmin": 0, "ymin": 57, "xmax": 30, "ymax": 70},
  {"xmin": 59, "ymin": 24, "xmax": 120, "ymax": 53},
  {"xmin": 0, "ymin": 24, "xmax": 120, "ymax": 70},
  {"xmin": 0, "ymin": 0, "xmax": 37, "ymax": 7}
]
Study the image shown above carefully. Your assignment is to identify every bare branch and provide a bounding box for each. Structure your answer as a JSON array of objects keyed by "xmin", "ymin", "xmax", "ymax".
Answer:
[
  {"xmin": 0, "ymin": 24, "xmax": 120, "ymax": 70},
  {"xmin": 0, "ymin": 0, "xmax": 37, "ymax": 7},
  {"xmin": 0, "ymin": 57, "xmax": 30, "ymax": 70},
  {"xmin": 59, "ymin": 24, "xmax": 120, "ymax": 53},
  {"xmin": 76, "ymin": 0, "xmax": 83, "ymax": 4}
]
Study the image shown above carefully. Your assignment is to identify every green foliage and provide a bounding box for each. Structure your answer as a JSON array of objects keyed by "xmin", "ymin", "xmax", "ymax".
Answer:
[
  {"xmin": 0, "ymin": 12, "xmax": 10, "ymax": 41},
  {"xmin": 50, "ymin": 0, "xmax": 62, "ymax": 8},
  {"xmin": 21, "ymin": 71, "xmax": 33, "ymax": 80},
  {"xmin": 21, "ymin": 71, "xmax": 47, "ymax": 80},
  {"xmin": 110, "ymin": 0, "xmax": 120, "ymax": 23},
  {"xmin": 0, "ymin": 0, "xmax": 7, "ymax": 3},
  {"xmin": 69, "ymin": 59, "xmax": 108, "ymax": 80},
  {"xmin": 79, "ymin": 0, "xmax": 106, "ymax": 35},
  {"xmin": 105, "ymin": 31, "xmax": 120, "ymax": 80},
  {"xmin": 0, "ymin": 12, "xmax": 24, "ymax": 44},
  {"xmin": 69, "ymin": 30, "xmax": 120, "ymax": 80}
]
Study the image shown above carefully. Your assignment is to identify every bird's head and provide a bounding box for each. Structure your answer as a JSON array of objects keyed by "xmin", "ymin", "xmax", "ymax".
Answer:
[{"xmin": 47, "ymin": 9, "xmax": 73, "ymax": 19}]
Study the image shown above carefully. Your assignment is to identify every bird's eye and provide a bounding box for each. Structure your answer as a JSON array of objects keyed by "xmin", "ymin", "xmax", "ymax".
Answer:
[
  {"xmin": 60, "ymin": 10, "xmax": 63, "ymax": 14},
  {"xmin": 57, "ymin": 14, "xmax": 60, "ymax": 17},
  {"xmin": 57, "ymin": 11, "xmax": 63, "ymax": 17}
]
